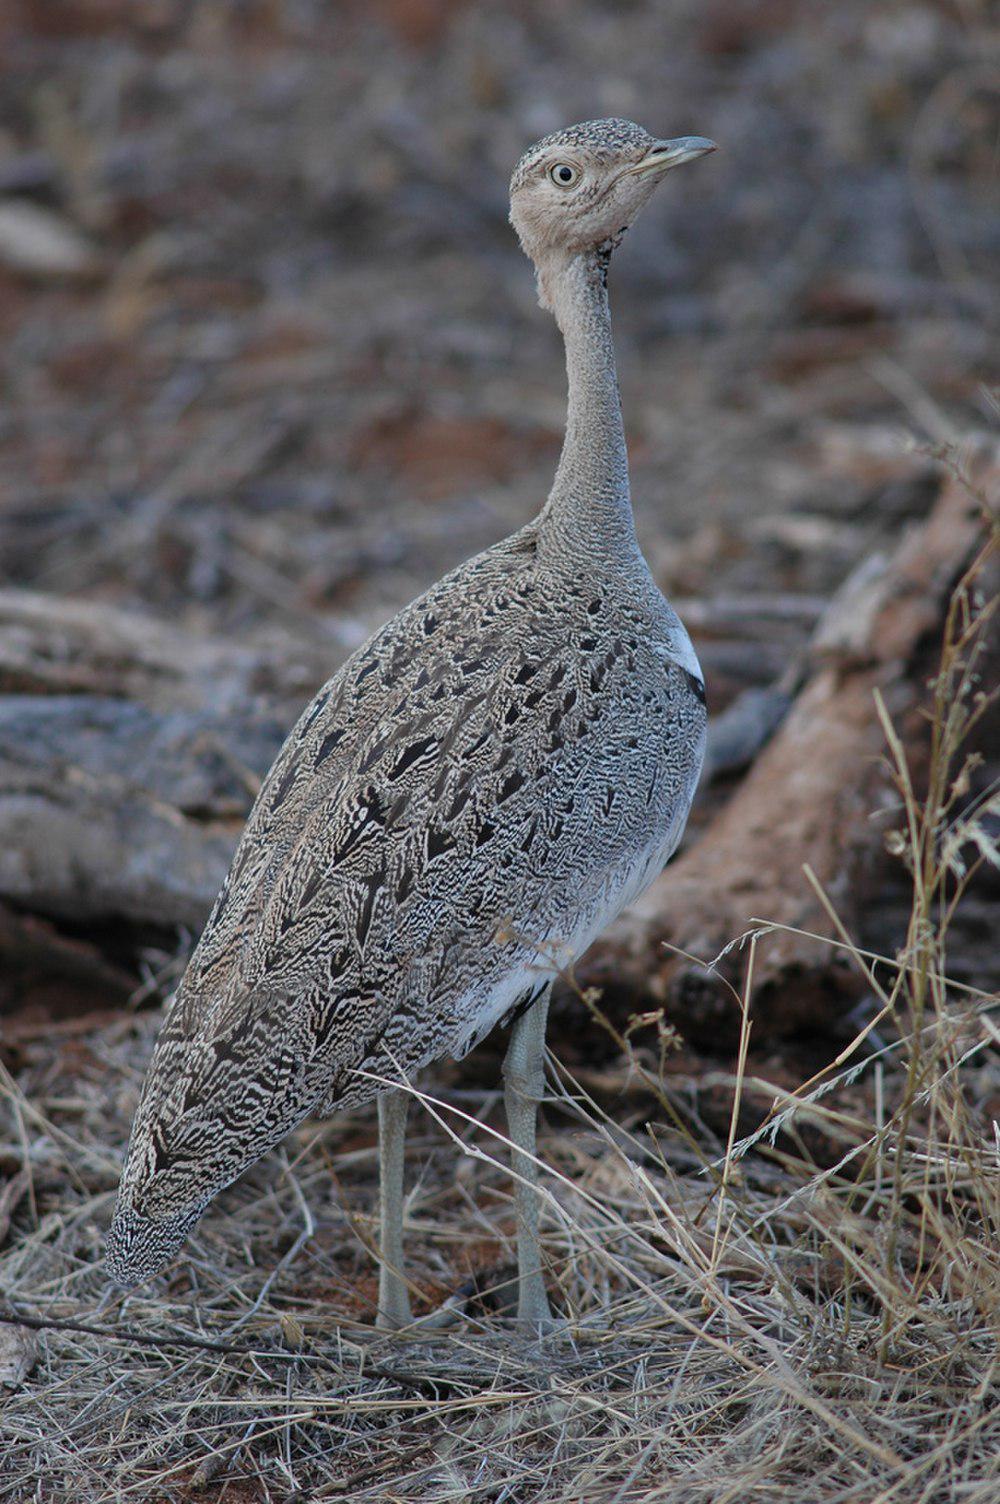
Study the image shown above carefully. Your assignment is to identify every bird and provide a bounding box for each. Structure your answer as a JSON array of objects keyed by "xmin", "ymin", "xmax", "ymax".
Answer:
[{"xmin": 105, "ymin": 118, "xmax": 714, "ymax": 1332}]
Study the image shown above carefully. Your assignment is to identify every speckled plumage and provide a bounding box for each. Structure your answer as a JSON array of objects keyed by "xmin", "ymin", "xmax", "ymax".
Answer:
[{"xmin": 107, "ymin": 118, "xmax": 712, "ymax": 1291}]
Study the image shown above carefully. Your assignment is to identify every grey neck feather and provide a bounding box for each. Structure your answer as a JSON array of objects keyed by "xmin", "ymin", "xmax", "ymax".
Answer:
[{"xmin": 537, "ymin": 248, "xmax": 640, "ymax": 569}]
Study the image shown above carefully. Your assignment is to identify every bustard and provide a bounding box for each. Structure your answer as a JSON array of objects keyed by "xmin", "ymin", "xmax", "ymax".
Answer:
[{"xmin": 106, "ymin": 119, "xmax": 714, "ymax": 1330}]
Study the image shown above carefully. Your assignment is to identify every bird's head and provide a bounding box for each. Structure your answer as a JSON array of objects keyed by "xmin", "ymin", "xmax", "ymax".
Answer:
[{"xmin": 509, "ymin": 118, "xmax": 715, "ymax": 312}]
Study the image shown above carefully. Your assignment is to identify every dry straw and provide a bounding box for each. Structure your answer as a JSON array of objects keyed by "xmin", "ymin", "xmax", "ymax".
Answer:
[{"xmin": 0, "ymin": 453, "xmax": 997, "ymax": 1502}]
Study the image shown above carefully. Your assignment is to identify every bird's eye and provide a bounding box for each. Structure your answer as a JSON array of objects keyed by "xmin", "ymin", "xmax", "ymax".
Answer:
[{"xmin": 549, "ymin": 162, "xmax": 580, "ymax": 189}]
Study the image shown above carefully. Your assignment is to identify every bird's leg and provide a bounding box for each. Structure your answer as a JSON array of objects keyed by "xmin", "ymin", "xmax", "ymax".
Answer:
[
  {"xmin": 502, "ymin": 986, "xmax": 553, "ymax": 1331},
  {"xmin": 376, "ymin": 1087, "xmax": 412, "ymax": 1329}
]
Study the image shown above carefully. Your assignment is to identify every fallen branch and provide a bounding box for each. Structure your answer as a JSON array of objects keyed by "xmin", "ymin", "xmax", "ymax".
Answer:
[
  {"xmin": 0, "ymin": 587, "xmax": 331, "ymax": 712},
  {"xmin": 0, "ymin": 1305, "xmax": 446, "ymax": 1398},
  {"xmin": 580, "ymin": 448, "xmax": 996, "ymax": 1043},
  {"xmin": 0, "ymin": 596, "xmax": 334, "ymax": 981}
]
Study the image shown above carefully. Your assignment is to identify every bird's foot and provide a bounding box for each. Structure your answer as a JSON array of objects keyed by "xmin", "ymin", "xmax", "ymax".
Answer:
[
  {"xmin": 375, "ymin": 1269, "xmax": 414, "ymax": 1332},
  {"xmin": 464, "ymin": 1264, "xmax": 559, "ymax": 1335},
  {"xmin": 514, "ymin": 1271, "xmax": 556, "ymax": 1335}
]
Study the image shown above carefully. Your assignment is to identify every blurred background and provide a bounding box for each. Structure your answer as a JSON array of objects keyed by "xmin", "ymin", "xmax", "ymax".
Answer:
[
  {"xmin": 0, "ymin": 0, "xmax": 995, "ymax": 645},
  {"xmin": 0, "ymin": 1, "xmax": 997, "ymax": 1026}
]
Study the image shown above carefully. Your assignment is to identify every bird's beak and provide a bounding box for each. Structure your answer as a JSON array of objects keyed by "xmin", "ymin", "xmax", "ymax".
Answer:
[{"xmin": 627, "ymin": 136, "xmax": 717, "ymax": 178}]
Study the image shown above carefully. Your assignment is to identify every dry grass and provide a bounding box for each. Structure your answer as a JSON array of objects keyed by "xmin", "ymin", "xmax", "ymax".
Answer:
[{"xmin": 1, "ymin": 506, "xmax": 998, "ymax": 1503}]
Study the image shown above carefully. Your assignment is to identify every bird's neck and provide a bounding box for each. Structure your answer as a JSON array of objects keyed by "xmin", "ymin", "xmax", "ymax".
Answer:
[{"xmin": 539, "ymin": 249, "xmax": 639, "ymax": 565}]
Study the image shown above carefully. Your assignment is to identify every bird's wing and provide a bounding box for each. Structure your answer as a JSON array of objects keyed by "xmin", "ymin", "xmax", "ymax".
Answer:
[
  {"xmin": 118, "ymin": 526, "xmax": 707, "ymax": 1231},
  {"xmin": 173, "ymin": 530, "xmax": 550, "ymax": 1017},
  {"xmin": 157, "ymin": 525, "xmax": 704, "ymax": 1101}
]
